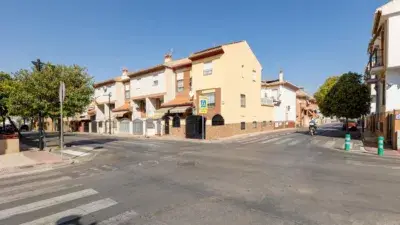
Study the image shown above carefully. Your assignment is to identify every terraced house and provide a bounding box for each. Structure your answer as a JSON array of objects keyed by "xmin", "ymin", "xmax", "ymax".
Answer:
[
  {"xmin": 81, "ymin": 41, "xmax": 276, "ymax": 139},
  {"xmin": 365, "ymin": 0, "xmax": 400, "ymax": 149}
]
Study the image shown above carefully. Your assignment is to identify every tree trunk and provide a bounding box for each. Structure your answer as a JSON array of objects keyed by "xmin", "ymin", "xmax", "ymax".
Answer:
[
  {"xmin": 7, "ymin": 116, "xmax": 22, "ymax": 138},
  {"xmin": 345, "ymin": 117, "xmax": 349, "ymax": 133}
]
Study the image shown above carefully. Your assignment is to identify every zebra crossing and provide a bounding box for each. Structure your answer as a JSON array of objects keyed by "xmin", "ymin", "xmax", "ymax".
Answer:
[
  {"xmin": 0, "ymin": 166, "xmax": 137, "ymax": 225},
  {"xmin": 231, "ymin": 132, "xmax": 363, "ymax": 151}
]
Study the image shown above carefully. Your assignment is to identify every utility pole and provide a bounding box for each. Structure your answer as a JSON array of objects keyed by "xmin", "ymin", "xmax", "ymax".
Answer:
[
  {"xmin": 32, "ymin": 59, "xmax": 44, "ymax": 150},
  {"xmin": 59, "ymin": 81, "xmax": 65, "ymax": 150},
  {"xmin": 108, "ymin": 93, "xmax": 111, "ymax": 134}
]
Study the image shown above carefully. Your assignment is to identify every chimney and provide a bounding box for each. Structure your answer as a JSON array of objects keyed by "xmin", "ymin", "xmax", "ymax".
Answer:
[
  {"xmin": 164, "ymin": 53, "xmax": 172, "ymax": 63},
  {"xmin": 278, "ymin": 70, "xmax": 284, "ymax": 82},
  {"xmin": 122, "ymin": 68, "xmax": 128, "ymax": 77}
]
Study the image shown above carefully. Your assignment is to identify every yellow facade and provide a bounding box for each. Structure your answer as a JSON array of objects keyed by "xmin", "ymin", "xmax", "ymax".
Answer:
[{"xmin": 191, "ymin": 41, "xmax": 274, "ymax": 124}]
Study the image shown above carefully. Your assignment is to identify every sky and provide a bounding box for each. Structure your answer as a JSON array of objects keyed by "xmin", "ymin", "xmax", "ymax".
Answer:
[{"xmin": 0, "ymin": 0, "xmax": 388, "ymax": 94}]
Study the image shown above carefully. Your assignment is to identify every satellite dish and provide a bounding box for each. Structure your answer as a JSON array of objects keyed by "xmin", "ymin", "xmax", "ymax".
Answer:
[{"xmin": 189, "ymin": 91, "xmax": 194, "ymax": 98}]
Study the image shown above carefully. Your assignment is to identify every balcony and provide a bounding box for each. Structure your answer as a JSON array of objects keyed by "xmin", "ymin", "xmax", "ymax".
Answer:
[
  {"xmin": 369, "ymin": 49, "xmax": 384, "ymax": 74},
  {"xmin": 261, "ymin": 97, "xmax": 274, "ymax": 106}
]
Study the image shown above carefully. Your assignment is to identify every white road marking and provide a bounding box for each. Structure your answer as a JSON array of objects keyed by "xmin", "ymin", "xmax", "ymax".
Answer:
[
  {"xmin": 0, "ymin": 171, "xmax": 61, "ymax": 186},
  {"xmin": 274, "ymin": 138, "xmax": 293, "ymax": 145},
  {"xmin": 20, "ymin": 198, "xmax": 118, "ymax": 225},
  {"xmin": 97, "ymin": 210, "xmax": 138, "ymax": 225},
  {"xmin": 261, "ymin": 137, "xmax": 281, "ymax": 144},
  {"xmin": 0, "ymin": 176, "xmax": 71, "ymax": 195},
  {"xmin": 287, "ymin": 139, "xmax": 305, "ymax": 146},
  {"xmin": 323, "ymin": 141, "xmax": 336, "ymax": 148},
  {"xmin": 61, "ymin": 149, "xmax": 91, "ymax": 157},
  {"xmin": 0, "ymin": 168, "xmax": 53, "ymax": 180},
  {"xmin": 0, "ymin": 189, "xmax": 98, "ymax": 220},
  {"xmin": 0, "ymin": 184, "xmax": 82, "ymax": 204}
]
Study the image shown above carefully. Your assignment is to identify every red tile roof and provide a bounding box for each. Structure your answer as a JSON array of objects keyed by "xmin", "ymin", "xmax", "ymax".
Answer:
[
  {"xmin": 161, "ymin": 96, "xmax": 193, "ymax": 108},
  {"xmin": 112, "ymin": 102, "xmax": 132, "ymax": 112}
]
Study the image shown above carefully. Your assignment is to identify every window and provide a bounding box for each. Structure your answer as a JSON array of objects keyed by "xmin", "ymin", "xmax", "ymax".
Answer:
[
  {"xmin": 136, "ymin": 78, "xmax": 141, "ymax": 90},
  {"xmin": 271, "ymin": 89, "xmax": 278, "ymax": 100},
  {"xmin": 212, "ymin": 114, "xmax": 224, "ymax": 126},
  {"xmin": 241, "ymin": 122, "xmax": 246, "ymax": 130},
  {"xmin": 252, "ymin": 121, "xmax": 257, "ymax": 128},
  {"xmin": 153, "ymin": 75, "xmax": 158, "ymax": 86},
  {"xmin": 203, "ymin": 61, "xmax": 213, "ymax": 75},
  {"xmin": 262, "ymin": 121, "xmax": 267, "ymax": 127},
  {"xmin": 203, "ymin": 92, "xmax": 216, "ymax": 108},
  {"xmin": 252, "ymin": 70, "xmax": 256, "ymax": 82},
  {"xmin": 177, "ymin": 72, "xmax": 184, "ymax": 92},
  {"xmin": 124, "ymin": 83, "xmax": 130, "ymax": 99},
  {"xmin": 172, "ymin": 115, "xmax": 180, "ymax": 128},
  {"xmin": 240, "ymin": 94, "xmax": 246, "ymax": 108},
  {"xmin": 189, "ymin": 77, "xmax": 192, "ymax": 91},
  {"xmin": 99, "ymin": 122, "xmax": 103, "ymax": 128}
]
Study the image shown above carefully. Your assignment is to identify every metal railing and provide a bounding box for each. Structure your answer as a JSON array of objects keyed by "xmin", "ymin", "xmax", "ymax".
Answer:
[
  {"xmin": 261, "ymin": 97, "xmax": 274, "ymax": 105},
  {"xmin": 370, "ymin": 49, "xmax": 384, "ymax": 68}
]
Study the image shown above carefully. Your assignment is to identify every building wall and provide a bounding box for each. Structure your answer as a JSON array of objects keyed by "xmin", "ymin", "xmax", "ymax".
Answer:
[
  {"xmin": 270, "ymin": 85, "xmax": 296, "ymax": 122},
  {"xmin": 94, "ymin": 83, "xmax": 116, "ymax": 104},
  {"xmin": 114, "ymin": 81, "xmax": 126, "ymax": 108},
  {"xmin": 164, "ymin": 68, "xmax": 176, "ymax": 103},
  {"xmin": 387, "ymin": 15, "xmax": 400, "ymax": 68},
  {"xmin": 385, "ymin": 68, "xmax": 400, "ymax": 111},
  {"xmin": 130, "ymin": 70, "xmax": 166, "ymax": 97},
  {"xmin": 191, "ymin": 41, "xmax": 273, "ymax": 124}
]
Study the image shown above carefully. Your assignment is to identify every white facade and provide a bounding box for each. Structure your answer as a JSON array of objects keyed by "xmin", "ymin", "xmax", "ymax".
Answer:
[
  {"xmin": 130, "ymin": 71, "xmax": 166, "ymax": 97},
  {"xmin": 387, "ymin": 15, "xmax": 400, "ymax": 68},
  {"xmin": 385, "ymin": 68, "xmax": 400, "ymax": 111},
  {"xmin": 261, "ymin": 85, "xmax": 297, "ymax": 122}
]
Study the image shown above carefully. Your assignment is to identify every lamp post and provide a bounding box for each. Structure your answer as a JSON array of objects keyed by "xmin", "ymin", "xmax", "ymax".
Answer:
[
  {"xmin": 31, "ymin": 59, "xmax": 45, "ymax": 150},
  {"xmin": 103, "ymin": 92, "xmax": 112, "ymax": 134}
]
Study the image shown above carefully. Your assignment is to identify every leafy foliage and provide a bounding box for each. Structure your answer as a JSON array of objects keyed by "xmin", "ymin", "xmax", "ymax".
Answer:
[
  {"xmin": 322, "ymin": 72, "xmax": 370, "ymax": 119},
  {"xmin": 314, "ymin": 76, "xmax": 339, "ymax": 116},
  {"xmin": 6, "ymin": 63, "xmax": 94, "ymax": 119},
  {"xmin": 0, "ymin": 72, "xmax": 12, "ymax": 121}
]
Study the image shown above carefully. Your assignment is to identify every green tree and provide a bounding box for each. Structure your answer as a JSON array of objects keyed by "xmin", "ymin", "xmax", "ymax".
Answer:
[
  {"xmin": 0, "ymin": 72, "xmax": 12, "ymax": 129},
  {"xmin": 6, "ymin": 63, "xmax": 94, "ymax": 129},
  {"xmin": 314, "ymin": 76, "xmax": 339, "ymax": 116},
  {"xmin": 322, "ymin": 72, "xmax": 370, "ymax": 131}
]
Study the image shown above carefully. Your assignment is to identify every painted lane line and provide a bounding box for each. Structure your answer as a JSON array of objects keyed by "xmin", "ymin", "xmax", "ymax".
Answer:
[
  {"xmin": 323, "ymin": 141, "xmax": 336, "ymax": 148},
  {"xmin": 0, "ymin": 171, "xmax": 61, "ymax": 187},
  {"xmin": 0, "ymin": 168, "xmax": 53, "ymax": 180},
  {"xmin": 97, "ymin": 210, "xmax": 139, "ymax": 225},
  {"xmin": 261, "ymin": 137, "xmax": 281, "ymax": 144},
  {"xmin": 0, "ymin": 176, "xmax": 71, "ymax": 195},
  {"xmin": 274, "ymin": 138, "xmax": 293, "ymax": 145},
  {"xmin": 0, "ymin": 184, "xmax": 82, "ymax": 204},
  {"xmin": 287, "ymin": 139, "xmax": 305, "ymax": 146},
  {"xmin": 0, "ymin": 189, "xmax": 98, "ymax": 220},
  {"xmin": 20, "ymin": 198, "xmax": 118, "ymax": 225},
  {"xmin": 61, "ymin": 149, "xmax": 91, "ymax": 157}
]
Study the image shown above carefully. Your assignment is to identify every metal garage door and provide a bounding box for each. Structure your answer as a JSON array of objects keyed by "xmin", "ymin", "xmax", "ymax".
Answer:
[
  {"xmin": 119, "ymin": 119, "xmax": 130, "ymax": 133},
  {"xmin": 132, "ymin": 119, "xmax": 143, "ymax": 135}
]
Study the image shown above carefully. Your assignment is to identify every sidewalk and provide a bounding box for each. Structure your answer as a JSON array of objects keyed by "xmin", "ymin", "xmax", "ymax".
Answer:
[
  {"xmin": 0, "ymin": 150, "xmax": 69, "ymax": 174},
  {"xmin": 75, "ymin": 127, "xmax": 301, "ymax": 143},
  {"xmin": 361, "ymin": 129, "xmax": 400, "ymax": 158}
]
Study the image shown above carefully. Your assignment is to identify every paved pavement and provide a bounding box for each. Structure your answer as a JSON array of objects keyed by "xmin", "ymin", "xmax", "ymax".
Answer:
[{"xmin": 3, "ymin": 123, "xmax": 400, "ymax": 224}]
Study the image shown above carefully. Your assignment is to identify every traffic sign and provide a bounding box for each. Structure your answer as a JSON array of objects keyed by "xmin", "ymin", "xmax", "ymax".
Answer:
[
  {"xmin": 199, "ymin": 96, "xmax": 208, "ymax": 114},
  {"xmin": 59, "ymin": 82, "xmax": 65, "ymax": 103}
]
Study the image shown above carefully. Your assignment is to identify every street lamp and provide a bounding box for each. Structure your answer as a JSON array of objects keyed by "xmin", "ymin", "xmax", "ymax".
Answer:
[
  {"xmin": 31, "ymin": 59, "xmax": 45, "ymax": 150},
  {"xmin": 103, "ymin": 92, "xmax": 112, "ymax": 135}
]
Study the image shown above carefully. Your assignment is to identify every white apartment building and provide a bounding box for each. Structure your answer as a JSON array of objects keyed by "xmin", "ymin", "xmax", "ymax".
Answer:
[
  {"xmin": 366, "ymin": 0, "xmax": 400, "ymax": 115},
  {"xmin": 261, "ymin": 71, "xmax": 299, "ymax": 125}
]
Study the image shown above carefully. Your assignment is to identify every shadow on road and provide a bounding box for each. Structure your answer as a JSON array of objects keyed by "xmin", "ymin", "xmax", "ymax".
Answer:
[{"xmin": 56, "ymin": 215, "xmax": 97, "ymax": 225}]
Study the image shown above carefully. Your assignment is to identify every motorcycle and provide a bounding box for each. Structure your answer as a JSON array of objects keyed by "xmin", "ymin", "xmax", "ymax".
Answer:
[{"xmin": 309, "ymin": 121, "xmax": 317, "ymax": 136}]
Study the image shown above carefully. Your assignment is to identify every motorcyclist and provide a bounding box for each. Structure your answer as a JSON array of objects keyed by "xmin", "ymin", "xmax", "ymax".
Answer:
[{"xmin": 309, "ymin": 119, "xmax": 317, "ymax": 135}]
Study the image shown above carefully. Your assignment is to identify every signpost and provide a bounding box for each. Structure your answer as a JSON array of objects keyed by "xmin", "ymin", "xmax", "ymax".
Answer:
[
  {"xmin": 59, "ymin": 81, "xmax": 65, "ymax": 150},
  {"xmin": 199, "ymin": 96, "xmax": 208, "ymax": 140}
]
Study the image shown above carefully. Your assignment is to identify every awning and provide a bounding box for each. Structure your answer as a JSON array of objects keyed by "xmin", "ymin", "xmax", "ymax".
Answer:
[
  {"xmin": 113, "ymin": 111, "xmax": 130, "ymax": 118},
  {"xmin": 170, "ymin": 106, "xmax": 190, "ymax": 114},
  {"xmin": 153, "ymin": 107, "xmax": 172, "ymax": 119}
]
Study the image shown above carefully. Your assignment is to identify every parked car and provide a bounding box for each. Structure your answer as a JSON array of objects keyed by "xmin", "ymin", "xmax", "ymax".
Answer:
[
  {"xmin": 20, "ymin": 124, "xmax": 29, "ymax": 132},
  {"xmin": 342, "ymin": 119, "xmax": 358, "ymax": 131}
]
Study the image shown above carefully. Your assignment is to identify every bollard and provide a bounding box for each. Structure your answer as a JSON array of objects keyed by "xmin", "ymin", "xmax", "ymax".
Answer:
[
  {"xmin": 378, "ymin": 136, "xmax": 384, "ymax": 156},
  {"xmin": 345, "ymin": 133, "xmax": 351, "ymax": 151}
]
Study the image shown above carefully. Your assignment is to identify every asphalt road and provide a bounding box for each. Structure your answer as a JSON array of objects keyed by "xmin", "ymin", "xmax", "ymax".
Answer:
[{"xmin": 3, "ymin": 123, "xmax": 400, "ymax": 224}]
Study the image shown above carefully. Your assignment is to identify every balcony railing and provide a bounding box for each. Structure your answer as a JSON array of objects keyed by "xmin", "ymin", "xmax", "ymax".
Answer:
[
  {"xmin": 369, "ymin": 49, "xmax": 384, "ymax": 69},
  {"xmin": 261, "ymin": 97, "xmax": 274, "ymax": 105}
]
